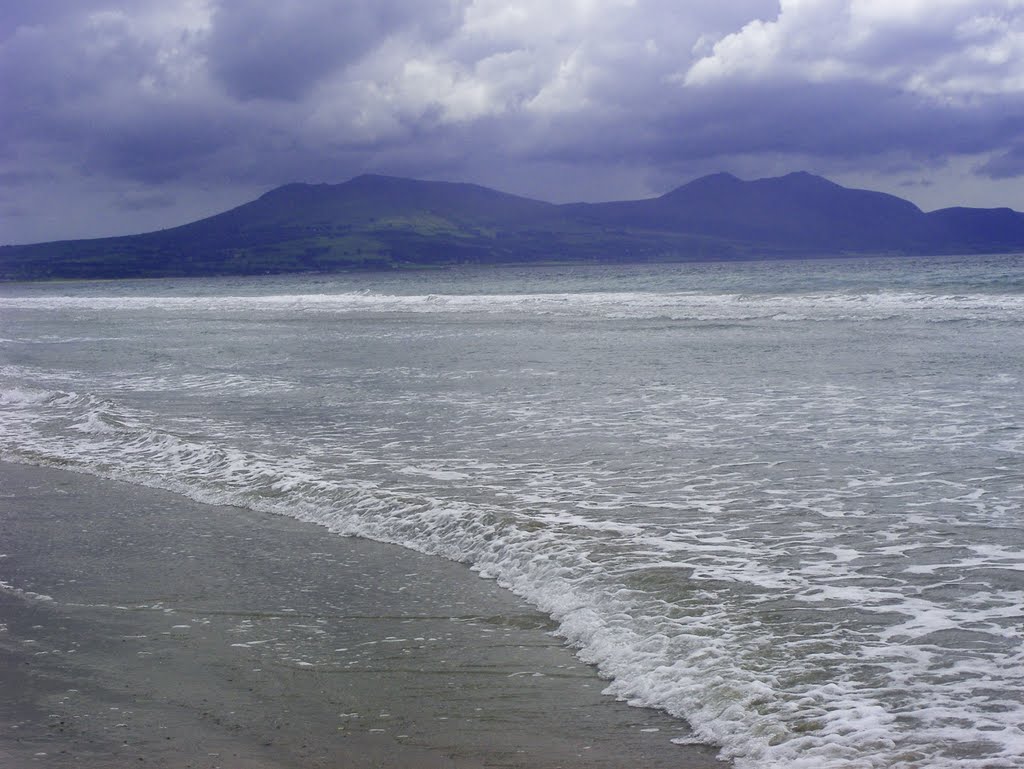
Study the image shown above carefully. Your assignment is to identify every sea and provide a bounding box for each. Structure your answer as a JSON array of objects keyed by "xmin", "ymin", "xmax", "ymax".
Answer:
[{"xmin": 2, "ymin": 254, "xmax": 1023, "ymax": 768}]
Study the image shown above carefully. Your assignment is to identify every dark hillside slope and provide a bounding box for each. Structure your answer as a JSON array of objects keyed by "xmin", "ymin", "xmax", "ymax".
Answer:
[
  {"xmin": 173, "ymin": 174, "xmax": 556, "ymax": 236},
  {"xmin": 0, "ymin": 176, "xmax": 567, "ymax": 280},
  {"xmin": 924, "ymin": 206, "xmax": 1024, "ymax": 253},
  {"xmin": 563, "ymin": 172, "xmax": 930, "ymax": 252},
  {"xmin": 3, "ymin": 172, "xmax": 1024, "ymax": 280}
]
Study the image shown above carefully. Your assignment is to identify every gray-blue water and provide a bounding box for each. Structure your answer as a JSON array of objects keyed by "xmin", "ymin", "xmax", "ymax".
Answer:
[{"xmin": 2, "ymin": 255, "xmax": 1023, "ymax": 768}]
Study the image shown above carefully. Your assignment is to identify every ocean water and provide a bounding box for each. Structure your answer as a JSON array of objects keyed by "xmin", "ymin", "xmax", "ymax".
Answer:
[{"xmin": 2, "ymin": 254, "xmax": 1023, "ymax": 768}]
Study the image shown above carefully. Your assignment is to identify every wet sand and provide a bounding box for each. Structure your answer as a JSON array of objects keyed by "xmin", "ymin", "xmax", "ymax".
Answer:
[{"xmin": 0, "ymin": 461, "xmax": 724, "ymax": 768}]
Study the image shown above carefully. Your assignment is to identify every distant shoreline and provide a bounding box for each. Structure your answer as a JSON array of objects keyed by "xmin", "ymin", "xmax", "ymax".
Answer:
[
  {"xmin": 3, "ymin": 249, "xmax": 1019, "ymax": 286},
  {"xmin": 4, "ymin": 171, "xmax": 1023, "ymax": 281}
]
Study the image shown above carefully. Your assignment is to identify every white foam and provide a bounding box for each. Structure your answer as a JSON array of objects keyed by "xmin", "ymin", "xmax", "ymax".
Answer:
[
  {"xmin": 2, "ymin": 288, "xmax": 1023, "ymax": 324},
  {"xmin": 7, "ymin": 385, "xmax": 1022, "ymax": 768},
  {"xmin": 397, "ymin": 465, "xmax": 470, "ymax": 481},
  {"xmin": 0, "ymin": 386, "xmax": 54, "ymax": 406},
  {"xmin": 0, "ymin": 579, "xmax": 54, "ymax": 603}
]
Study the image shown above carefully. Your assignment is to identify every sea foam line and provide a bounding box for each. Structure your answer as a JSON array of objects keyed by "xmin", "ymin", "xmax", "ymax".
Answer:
[
  {"xmin": 2, "ymin": 289, "xmax": 1024, "ymax": 323},
  {"xmin": 3, "ymin": 384, "xmax": 1024, "ymax": 768}
]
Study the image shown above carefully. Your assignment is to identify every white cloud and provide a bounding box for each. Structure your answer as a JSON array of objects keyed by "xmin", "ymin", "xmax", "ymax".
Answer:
[{"xmin": 685, "ymin": 0, "xmax": 1024, "ymax": 103}]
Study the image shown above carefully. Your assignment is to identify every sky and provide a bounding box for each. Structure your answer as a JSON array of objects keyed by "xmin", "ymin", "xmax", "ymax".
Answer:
[{"xmin": 3, "ymin": 0, "xmax": 1024, "ymax": 245}]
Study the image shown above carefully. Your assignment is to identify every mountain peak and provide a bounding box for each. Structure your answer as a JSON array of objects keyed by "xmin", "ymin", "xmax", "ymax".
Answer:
[
  {"xmin": 700, "ymin": 171, "xmax": 741, "ymax": 182},
  {"xmin": 773, "ymin": 170, "xmax": 835, "ymax": 185},
  {"xmin": 257, "ymin": 181, "xmax": 318, "ymax": 199},
  {"xmin": 660, "ymin": 171, "xmax": 740, "ymax": 200},
  {"xmin": 346, "ymin": 173, "xmax": 408, "ymax": 186},
  {"xmin": 258, "ymin": 174, "xmax": 413, "ymax": 201},
  {"xmin": 669, "ymin": 171, "xmax": 836, "ymax": 197}
]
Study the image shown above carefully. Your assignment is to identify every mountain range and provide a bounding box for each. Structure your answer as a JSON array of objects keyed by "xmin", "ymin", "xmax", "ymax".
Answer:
[{"xmin": 3, "ymin": 171, "xmax": 1024, "ymax": 281}]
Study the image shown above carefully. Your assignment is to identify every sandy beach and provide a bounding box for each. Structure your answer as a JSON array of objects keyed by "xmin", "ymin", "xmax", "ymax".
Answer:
[{"xmin": 0, "ymin": 461, "xmax": 723, "ymax": 768}]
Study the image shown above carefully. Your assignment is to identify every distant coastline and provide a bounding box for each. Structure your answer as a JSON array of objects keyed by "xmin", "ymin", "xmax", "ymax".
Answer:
[{"xmin": 3, "ymin": 171, "xmax": 1024, "ymax": 281}]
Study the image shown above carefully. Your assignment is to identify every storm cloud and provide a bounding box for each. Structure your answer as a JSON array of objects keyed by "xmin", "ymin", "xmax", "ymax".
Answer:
[{"xmin": 2, "ymin": 0, "xmax": 1023, "ymax": 243}]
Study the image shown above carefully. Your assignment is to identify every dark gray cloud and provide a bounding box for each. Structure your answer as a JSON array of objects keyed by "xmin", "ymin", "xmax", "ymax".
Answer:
[
  {"xmin": 2, "ymin": 0, "xmax": 1023, "ymax": 244},
  {"xmin": 978, "ymin": 143, "xmax": 1024, "ymax": 178},
  {"xmin": 204, "ymin": 0, "xmax": 460, "ymax": 101},
  {"xmin": 113, "ymin": 191, "xmax": 177, "ymax": 211}
]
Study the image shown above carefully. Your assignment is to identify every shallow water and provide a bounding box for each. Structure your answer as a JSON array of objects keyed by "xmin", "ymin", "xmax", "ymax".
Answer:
[
  {"xmin": 1, "ymin": 461, "xmax": 717, "ymax": 768},
  {"xmin": 2, "ymin": 255, "xmax": 1024, "ymax": 768}
]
